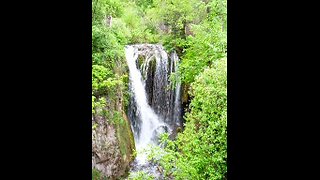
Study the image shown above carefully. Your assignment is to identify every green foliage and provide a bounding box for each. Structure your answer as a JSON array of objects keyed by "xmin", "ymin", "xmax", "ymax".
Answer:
[
  {"xmin": 92, "ymin": 25, "xmax": 126, "ymax": 68},
  {"xmin": 92, "ymin": 123, "xmax": 98, "ymax": 130},
  {"xmin": 92, "ymin": 65, "xmax": 113, "ymax": 95},
  {"xmin": 92, "ymin": 95, "xmax": 96, "ymax": 114},
  {"xmin": 128, "ymin": 171, "xmax": 154, "ymax": 180},
  {"xmin": 179, "ymin": 0, "xmax": 227, "ymax": 84},
  {"xmin": 92, "ymin": 0, "xmax": 125, "ymax": 24},
  {"xmin": 92, "ymin": 0, "xmax": 130, "ymax": 123},
  {"xmin": 92, "ymin": 168, "xmax": 107, "ymax": 180},
  {"xmin": 148, "ymin": 0, "xmax": 205, "ymax": 35},
  {"xmin": 149, "ymin": 58, "xmax": 227, "ymax": 180},
  {"xmin": 181, "ymin": 58, "xmax": 227, "ymax": 179},
  {"xmin": 144, "ymin": 0, "xmax": 207, "ymax": 53},
  {"xmin": 135, "ymin": 0, "xmax": 154, "ymax": 12},
  {"xmin": 119, "ymin": 1, "xmax": 160, "ymax": 44},
  {"xmin": 112, "ymin": 111, "xmax": 124, "ymax": 124}
]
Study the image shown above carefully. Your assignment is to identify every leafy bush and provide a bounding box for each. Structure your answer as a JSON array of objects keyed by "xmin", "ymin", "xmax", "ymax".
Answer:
[
  {"xmin": 128, "ymin": 171, "xmax": 154, "ymax": 180},
  {"xmin": 179, "ymin": 0, "xmax": 227, "ymax": 84},
  {"xmin": 92, "ymin": 0, "xmax": 130, "ymax": 127}
]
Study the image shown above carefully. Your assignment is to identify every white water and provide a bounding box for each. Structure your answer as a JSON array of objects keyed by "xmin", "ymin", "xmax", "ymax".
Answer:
[
  {"xmin": 172, "ymin": 51, "xmax": 181, "ymax": 126},
  {"xmin": 125, "ymin": 45, "xmax": 166, "ymax": 165}
]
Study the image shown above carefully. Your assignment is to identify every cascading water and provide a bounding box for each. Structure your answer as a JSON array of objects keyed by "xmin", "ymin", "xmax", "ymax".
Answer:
[
  {"xmin": 171, "ymin": 51, "xmax": 182, "ymax": 128},
  {"xmin": 125, "ymin": 45, "xmax": 164, "ymax": 164},
  {"xmin": 125, "ymin": 44, "xmax": 182, "ymax": 177}
]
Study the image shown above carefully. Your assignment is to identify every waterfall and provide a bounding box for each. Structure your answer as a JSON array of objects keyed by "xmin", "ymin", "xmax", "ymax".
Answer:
[
  {"xmin": 125, "ymin": 44, "xmax": 182, "ymax": 168},
  {"xmin": 172, "ymin": 51, "xmax": 182, "ymax": 127}
]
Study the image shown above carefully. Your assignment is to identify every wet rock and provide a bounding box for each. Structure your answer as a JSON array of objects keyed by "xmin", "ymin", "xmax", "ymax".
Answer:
[{"xmin": 151, "ymin": 125, "xmax": 169, "ymax": 143}]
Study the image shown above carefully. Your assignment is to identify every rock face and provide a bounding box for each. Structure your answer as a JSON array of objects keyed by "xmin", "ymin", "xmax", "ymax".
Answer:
[
  {"xmin": 92, "ymin": 110, "xmax": 135, "ymax": 179},
  {"xmin": 92, "ymin": 116, "xmax": 121, "ymax": 177},
  {"xmin": 92, "ymin": 74, "xmax": 135, "ymax": 180}
]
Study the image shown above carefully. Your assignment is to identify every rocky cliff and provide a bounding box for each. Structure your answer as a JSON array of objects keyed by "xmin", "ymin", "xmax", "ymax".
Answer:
[{"xmin": 92, "ymin": 65, "xmax": 135, "ymax": 179}]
